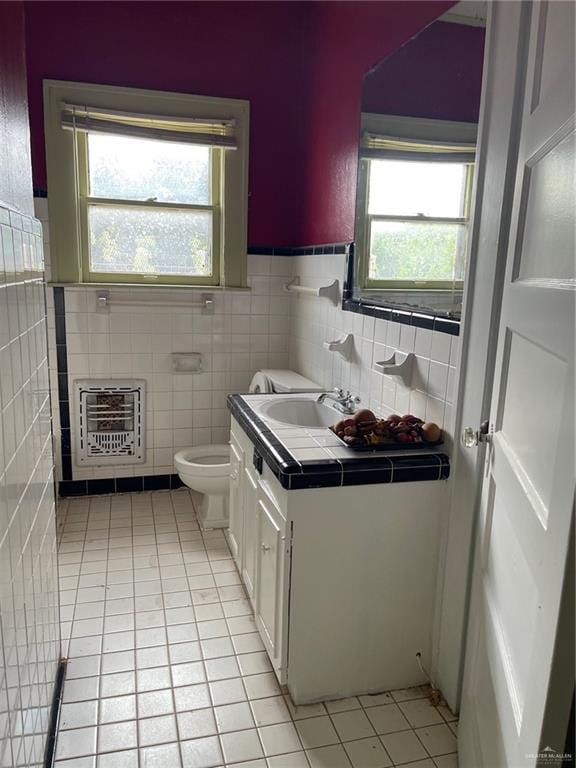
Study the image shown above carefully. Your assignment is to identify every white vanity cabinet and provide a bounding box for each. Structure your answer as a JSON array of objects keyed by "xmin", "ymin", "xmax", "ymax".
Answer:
[
  {"xmin": 226, "ymin": 415, "xmax": 448, "ymax": 705},
  {"xmin": 240, "ymin": 464, "xmax": 258, "ymax": 602},
  {"xmin": 227, "ymin": 435, "xmax": 244, "ymax": 563}
]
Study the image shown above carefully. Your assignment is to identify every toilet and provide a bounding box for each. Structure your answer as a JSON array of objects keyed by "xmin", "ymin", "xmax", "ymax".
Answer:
[{"xmin": 174, "ymin": 369, "xmax": 323, "ymax": 529}]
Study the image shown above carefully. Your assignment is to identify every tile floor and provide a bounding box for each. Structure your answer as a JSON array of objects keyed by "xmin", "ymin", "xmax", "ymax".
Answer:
[{"xmin": 55, "ymin": 490, "xmax": 458, "ymax": 768}]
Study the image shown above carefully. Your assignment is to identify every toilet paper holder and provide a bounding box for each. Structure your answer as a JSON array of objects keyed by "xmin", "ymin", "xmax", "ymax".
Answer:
[{"xmin": 172, "ymin": 352, "xmax": 203, "ymax": 373}]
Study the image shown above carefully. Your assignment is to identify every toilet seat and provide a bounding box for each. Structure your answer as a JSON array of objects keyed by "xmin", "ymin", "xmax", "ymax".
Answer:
[
  {"xmin": 174, "ymin": 445, "xmax": 230, "ymax": 476},
  {"xmin": 174, "ymin": 444, "xmax": 230, "ymax": 530}
]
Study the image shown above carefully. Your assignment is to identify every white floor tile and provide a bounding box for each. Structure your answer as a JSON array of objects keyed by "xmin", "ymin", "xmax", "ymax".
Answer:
[
  {"xmin": 62, "ymin": 677, "xmax": 100, "ymax": 703},
  {"xmin": 180, "ymin": 735, "xmax": 223, "ymax": 768},
  {"xmin": 258, "ymin": 722, "xmax": 302, "ymax": 757},
  {"xmin": 415, "ymin": 724, "xmax": 457, "ymax": 757},
  {"xmin": 205, "ymin": 655, "xmax": 240, "ymax": 681},
  {"xmin": 56, "ymin": 727, "xmax": 97, "ymax": 760},
  {"xmin": 137, "ymin": 688, "xmax": 174, "ymax": 718},
  {"xmin": 137, "ymin": 645, "xmax": 169, "ymax": 669},
  {"xmin": 306, "ymin": 744, "xmax": 353, "ymax": 768},
  {"xmin": 365, "ymin": 703, "xmax": 412, "ymax": 735},
  {"xmin": 138, "ymin": 714, "xmax": 178, "ymax": 747},
  {"xmin": 399, "ymin": 699, "xmax": 445, "ymax": 728},
  {"xmin": 267, "ymin": 753, "xmax": 310, "ymax": 768},
  {"xmin": 99, "ymin": 694, "xmax": 137, "ymax": 724},
  {"xmin": 331, "ymin": 709, "xmax": 376, "ymax": 742},
  {"xmin": 174, "ymin": 683, "xmax": 212, "ymax": 712},
  {"xmin": 344, "ymin": 737, "xmax": 392, "ymax": 768},
  {"xmin": 139, "ymin": 742, "xmax": 182, "ymax": 768},
  {"xmin": 220, "ymin": 728, "xmax": 264, "ymax": 763},
  {"xmin": 100, "ymin": 671, "xmax": 136, "ymax": 698},
  {"xmin": 177, "ymin": 708, "xmax": 218, "ymax": 739},
  {"xmin": 97, "ymin": 720, "xmax": 137, "ymax": 753},
  {"xmin": 209, "ymin": 677, "xmax": 247, "ymax": 706},
  {"xmin": 250, "ymin": 696, "xmax": 291, "ymax": 727},
  {"xmin": 295, "ymin": 716, "xmax": 340, "ymax": 749},
  {"xmin": 59, "ymin": 700, "xmax": 98, "ymax": 729},
  {"xmin": 97, "ymin": 749, "xmax": 139, "ymax": 768},
  {"xmin": 214, "ymin": 701, "xmax": 255, "ymax": 733},
  {"xmin": 380, "ymin": 730, "xmax": 429, "ymax": 765},
  {"xmin": 171, "ymin": 660, "xmax": 206, "ymax": 687},
  {"xmin": 243, "ymin": 672, "xmax": 281, "ymax": 700},
  {"xmin": 56, "ymin": 491, "xmax": 458, "ymax": 768}
]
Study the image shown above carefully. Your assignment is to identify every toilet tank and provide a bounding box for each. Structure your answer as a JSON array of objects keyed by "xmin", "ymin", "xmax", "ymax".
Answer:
[{"xmin": 249, "ymin": 369, "xmax": 324, "ymax": 394}]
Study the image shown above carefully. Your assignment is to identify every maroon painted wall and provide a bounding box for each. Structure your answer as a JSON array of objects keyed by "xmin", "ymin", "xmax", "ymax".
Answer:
[
  {"xmin": 0, "ymin": 1, "xmax": 33, "ymax": 215},
  {"xmin": 24, "ymin": 0, "xmax": 309, "ymax": 246},
  {"xmin": 24, "ymin": 0, "xmax": 455, "ymax": 246},
  {"xmin": 362, "ymin": 20, "xmax": 485, "ymax": 123},
  {"xmin": 298, "ymin": 0, "xmax": 453, "ymax": 245}
]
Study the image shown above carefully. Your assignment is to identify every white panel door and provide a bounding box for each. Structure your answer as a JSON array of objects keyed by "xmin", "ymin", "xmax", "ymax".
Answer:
[
  {"xmin": 255, "ymin": 492, "xmax": 286, "ymax": 672},
  {"xmin": 459, "ymin": 2, "xmax": 575, "ymax": 766},
  {"xmin": 241, "ymin": 465, "xmax": 258, "ymax": 602},
  {"xmin": 227, "ymin": 439, "xmax": 244, "ymax": 565}
]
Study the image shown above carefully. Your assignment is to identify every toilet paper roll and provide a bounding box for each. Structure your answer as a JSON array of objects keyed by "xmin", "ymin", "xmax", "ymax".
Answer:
[{"xmin": 249, "ymin": 371, "xmax": 272, "ymax": 393}]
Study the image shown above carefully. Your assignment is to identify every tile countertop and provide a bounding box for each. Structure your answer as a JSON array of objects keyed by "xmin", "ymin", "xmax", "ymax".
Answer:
[{"xmin": 227, "ymin": 393, "xmax": 450, "ymax": 490}]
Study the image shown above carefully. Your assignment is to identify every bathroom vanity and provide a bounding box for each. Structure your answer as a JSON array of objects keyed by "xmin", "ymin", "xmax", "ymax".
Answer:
[{"xmin": 226, "ymin": 393, "xmax": 450, "ymax": 705}]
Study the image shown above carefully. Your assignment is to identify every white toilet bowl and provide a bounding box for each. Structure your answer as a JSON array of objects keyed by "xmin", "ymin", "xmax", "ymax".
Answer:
[
  {"xmin": 174, "ymin": 371, "xmax": 322, "ymax": 530},
  {"xmin": 174, "ymin": 444, "xmax": 230, "ymax": 530}
]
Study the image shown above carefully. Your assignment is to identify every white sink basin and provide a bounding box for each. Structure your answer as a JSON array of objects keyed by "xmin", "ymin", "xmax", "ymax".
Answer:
[{"xmin": 259, "ymin": 397, "xmax": 338, "ymax": 428}]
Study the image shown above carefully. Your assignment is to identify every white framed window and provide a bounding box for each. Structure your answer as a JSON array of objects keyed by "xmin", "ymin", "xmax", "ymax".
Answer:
[
  {"xmin": 355, "ymin": 114, "xmax": 476, "ymax": 292},
  {"xmin": 44, "ymin": 80, "xmax": 250, "ymax": 287}
]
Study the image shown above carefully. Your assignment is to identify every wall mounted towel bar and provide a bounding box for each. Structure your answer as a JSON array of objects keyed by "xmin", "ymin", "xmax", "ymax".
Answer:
[
  {"xmin": 284, "ymin": 278, "xmax": 339, "ymax": 305},
  {"xmin": 96, "ymin": 291, "xmax": 214, "ymax": 313}
]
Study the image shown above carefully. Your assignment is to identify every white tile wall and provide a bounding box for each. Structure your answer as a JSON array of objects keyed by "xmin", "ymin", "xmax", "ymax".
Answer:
[
  {"xmin": 0, "ymin": 203, "xmax": 60, "ymax": 767},
  {"xmin": 288, "ymin": 254, "xmax": 459, "ymax": 450},
  {"xmin": 59, "ymin": 264, "xmax": 291, "ymax": 481},
  {"xmin": 34, "ymin": 196, "xmax": 293, "ymax": 483},
  {"xmin": 37, "ymin": 192, "xmax": 460, "ymax": 483}
]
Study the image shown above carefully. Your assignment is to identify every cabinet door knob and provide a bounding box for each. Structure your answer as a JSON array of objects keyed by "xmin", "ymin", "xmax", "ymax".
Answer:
[{"xmin": 260, "ymin": 543, "xmax": 271, "ymax": 553}]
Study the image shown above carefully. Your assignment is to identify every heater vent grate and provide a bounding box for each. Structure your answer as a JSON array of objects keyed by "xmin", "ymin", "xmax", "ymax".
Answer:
[{"xmin": 74, "ymin": 379, "xmax": 146, "ymax": 466}]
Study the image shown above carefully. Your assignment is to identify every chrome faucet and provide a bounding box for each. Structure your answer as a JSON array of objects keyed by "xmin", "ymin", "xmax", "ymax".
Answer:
[{"xmin": 317, "ymin": 388, "xmax": 361, "ymax": 415}]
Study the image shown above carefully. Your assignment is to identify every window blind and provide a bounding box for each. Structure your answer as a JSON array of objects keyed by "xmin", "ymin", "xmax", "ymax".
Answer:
[
  {"xmin": 61, "ymin": 103, "xmax": 238, "ymax": 148},
  {"xmin": 360, "ymin": 132, "xmax": 475, "ymax": 163}
]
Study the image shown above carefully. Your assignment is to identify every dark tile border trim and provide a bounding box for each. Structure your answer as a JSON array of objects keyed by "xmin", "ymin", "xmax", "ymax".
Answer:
[
  {"xmin": 53, "ymin": 287, "xmax": 73, "ymax": 481},
  {"xmin": 58, "ymin": 474, "xmax": 185, "ymax": 497},
  {"xmin": 342, "ymin": 298, "xmax": 461, "ymax": 336},
  {"xmin": 246, "ymin": 241, "xmax": 459, "ymax": 336},
  {"xmin": 43, "ymin": 659, "xmax": 66, "ymax": 768},
  {"xmin": 247, "ymin": 242, "xmax": 351, "ymax": 256},
  {"xmin": 227, "ymin": 394, "xmax": 449, "ymax": 490}
]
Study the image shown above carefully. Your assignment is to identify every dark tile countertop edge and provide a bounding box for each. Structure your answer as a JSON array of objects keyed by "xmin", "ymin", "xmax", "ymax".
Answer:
[{"xmin": 227, "ymin": 394, "xmax": 450, "ymax": 491}]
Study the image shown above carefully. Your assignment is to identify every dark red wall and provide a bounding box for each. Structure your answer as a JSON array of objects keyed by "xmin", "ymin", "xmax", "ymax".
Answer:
[
  {"xmin": 0, "ymin": 1, "xmax": 33, "ymax": 214},
  {"xmin": 362, "ymin": 20, "xmax": 485, "ymax": 123},
  {"xmin": 298, "ymin": 0, "xmax": 453, "ymax": 245},
  {"xmin": 24, "ymin": 0, "xmax": 310, "ymax": 245},
  {"xmin": 24, "ymin": 0, "xmax": 455, "ymax": 246}
]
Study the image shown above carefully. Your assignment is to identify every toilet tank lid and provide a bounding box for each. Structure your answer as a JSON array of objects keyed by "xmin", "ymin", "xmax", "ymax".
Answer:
[{"xmin": 261, "ymin": 369, "xmax": 324, "ymax": 393}]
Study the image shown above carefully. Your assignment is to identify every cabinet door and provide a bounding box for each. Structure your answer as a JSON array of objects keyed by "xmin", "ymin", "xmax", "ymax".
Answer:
[
  {"xmin": 227, "ymin": 439, "xmax": 244, "ymax": 566},
  {"xmin": 255, "ymin": 492, "xmax": 287, "ymax": 673},
  {"xmin": 241, "ymin": 466, "xmax": 258, "ymax": 602}
]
